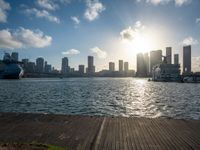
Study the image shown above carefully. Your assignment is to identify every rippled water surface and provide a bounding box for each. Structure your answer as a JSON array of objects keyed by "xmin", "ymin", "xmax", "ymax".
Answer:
[{"xmin": 0, "ymin": 78, "xmax": 199, "ymax": 119}]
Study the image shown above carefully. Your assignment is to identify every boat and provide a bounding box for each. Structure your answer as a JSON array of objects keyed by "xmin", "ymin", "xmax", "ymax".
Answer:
[
  {"xmin": 151, "ymin": 56, "xmax": 181, "ymax": 82},
  {"xmin": 0, "ymin": 53, "xmax": 24, "ymax": 79}
]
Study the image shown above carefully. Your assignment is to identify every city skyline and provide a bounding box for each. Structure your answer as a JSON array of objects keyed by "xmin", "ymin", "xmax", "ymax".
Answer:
[{"xmin": 0, "ymin": 0, "xmax": 200, "ymax": 71}]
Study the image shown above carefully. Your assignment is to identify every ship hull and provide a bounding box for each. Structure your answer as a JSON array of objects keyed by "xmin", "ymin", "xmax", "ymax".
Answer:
[{"xmin": 0, "ymin": 63, "xmax": 23, "ymax": 79}]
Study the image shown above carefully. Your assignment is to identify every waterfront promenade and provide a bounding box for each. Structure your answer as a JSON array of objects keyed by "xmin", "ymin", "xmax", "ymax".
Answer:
[{"xmin": 0, "ymin": 113, "xmax": 199, "ymax": 150}]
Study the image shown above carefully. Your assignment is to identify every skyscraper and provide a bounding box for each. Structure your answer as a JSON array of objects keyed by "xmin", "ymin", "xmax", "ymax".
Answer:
[
  {"xmin": 124, "ymin": 62, "xmax": 129, "ymax": 72},
  {"xmin": 109, "ymin": 62, "xmax": 115, "ymax": 72},
  {"xmin": 137, "ymin": 53, "xmax": 147, "ymax": 77},
  {"xmin": 79, "ymin": 65, "xmax": 85, "ymax": 75},
  {"xmin": 61, "ymin": 57, "xmax": 69, "ymax": 74},
  {"xmin": 36, "ymin": 57, "xmax": 44, "ymax": 73},
  {"xmin": 174, "ymin": 54, "xmax": 179, "ymax": 65},
  {"xmin": 144, "ymin": 53, "xmax": 149, "ymax": 75},
  {"xmin": 166, "ymin": 47, "xmax": 172, "ymax": 64},
  {"xmin": 150, "ymin": 50, "xmax": 162, "ymax": 74},
  {"xmin": 11, "ymin": 52, "xmax": 18, "ymax": 61},
  {"xmin": 87, "ymin": 56, "xmax": 95, "ymax": 75},
  {"xmin": 183, "ymin": 45, "xmax": 191, "ymax": 73},
  {"xmin": 119, "ymin": 60, "xmax": 123, "ymax": 72}
]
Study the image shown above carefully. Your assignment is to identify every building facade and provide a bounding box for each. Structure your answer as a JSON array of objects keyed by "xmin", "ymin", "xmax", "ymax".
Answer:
[
  {"xmin": 150, "ymin": 50, "xmax": 162, "ymax": 74},
  {"xmin": 183, "ymin": 45, "xmax": 191, "ymax": 74},
  {"xmin": 119, "ymin": 60, "xmax": 123, "ymax": 72},
  {"xmin": 174, "ymin": 54, "xmax": 179, "ymax": 65},
  {"xmin": 61, "ymin": 57, "xmax": 69, "ymax": 74},
  {"xmin": 36, "ymin": 57, "xmax": 44, "ymax": 73},
  {"xmin": 109, "ymin": 62, "xmax": 115, "ymax": 72},
  {"xmin": 87, "ymin": 56, "xmax": 95, "ymax": 75},
  {"xmin": 166, "ymin": 47, "xmax": 172, "ymax": 64}
]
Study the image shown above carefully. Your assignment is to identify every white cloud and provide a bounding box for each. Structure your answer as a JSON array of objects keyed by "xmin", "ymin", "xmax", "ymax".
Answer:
[
  {"xmin": 175, "ymin": 0, "xmax": 191, "ymax": 6},
  {"xmin": 0, "ymin": 0, "xmax": 11, "ymax": 23},
  {"xmin": 84, "ymin": 0, "xmax": 105, "ymax": 21},
  {"xmin": 0, "ymin": 28, "xmax": 52, "ymax": 49},
  {"xmin": 71, "ymin": 16, "xmax": 80, "ymax": 25},
  {"xmin": 25, "ymin": 8, "xmax": 60, "ymax": 24},
  {"xmin": 36, "ymin": 0, "xmax": 58, "ymax": 11},
  {"xmin": 137, "ymin": 0, "xmax": 192, "ymax": 6},
  {"xmin": 91, "ymin": 47, "xmax": 107, "ymax": 59},
  {"xmin": 62, "ymin": 49, "xmax": 80, "ymax": 55},
  {"xmin": 196, "ymin": 18, "xmax": 200, "ymax": 24},
  {"xmin": 120, "ymin": 21, "xmax": 144, "ymax": 42},
  {"xmin": 182, "ymin": 36, "xmax": 199, "ymax": 46}
]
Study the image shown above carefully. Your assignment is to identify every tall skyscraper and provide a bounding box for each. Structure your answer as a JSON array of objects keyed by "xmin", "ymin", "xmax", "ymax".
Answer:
[
  {"xmin": 150, "ymin": 50, "xmax": 162, "ymax": 74},
  {"xmin": 11, "ymin": 52, "xmax": 18, "ymax": 61},
  {"xmin": 109, "ymin": 62, "xmax": 115, "ymax": 72},
  {"xmin": 119, "ymin": 60, "xmax": 123, "ymax": 72},
  {"xmin": 183, "ymin": 45, "xmax": 191, "ymax": 73},
  {"xmin": 124, "ymin": 62, "xmax": 129, "ymax": 72},
  {"xmin": 36, "ymin": 57, "xmax": 44, "ymax": 73},
  {"xmin": 87, "ymin": 56, "xmax": 95, "ymax": 75},
  {"xmin": 44, "ymin": 61, "xmax": 51, "ymax": 73},
  {"xmin": 144, "ymin": 53, "xmax": 149, "ymax": 75},
  {"xmin": 174, "ymin": 54, "xmax": 179, "ymax": 65},
  {"xmin": 79, "ymin": 65, "xmax": 85, "ymax": 75},
  {"xmin": 166, "ymin": 47, "xmax": 172, "ymax": 64},
  {"xmin": 137, "ymin": 53, "xmax": 147, "ymax": 77},
  {"xmin": 61, "ymin": 57, "xmax": 69, "ymax": 74}
]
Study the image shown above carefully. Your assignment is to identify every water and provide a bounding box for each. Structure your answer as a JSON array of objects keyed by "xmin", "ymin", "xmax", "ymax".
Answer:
[{"xmin": 0, "ymin": 78, "xmax": 199, "ymax": 120}]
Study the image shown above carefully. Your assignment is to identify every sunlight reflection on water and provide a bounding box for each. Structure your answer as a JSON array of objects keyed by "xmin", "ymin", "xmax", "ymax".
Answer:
[{"xmin": 0, "ymin": 78, "xmax": 199, "ymax": 119}]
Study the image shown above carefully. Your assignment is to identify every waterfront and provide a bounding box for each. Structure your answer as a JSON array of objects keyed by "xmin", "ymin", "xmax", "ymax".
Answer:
[{"xmin": 0, "ymin": 78, "xmax": 199, "ymax": 120}]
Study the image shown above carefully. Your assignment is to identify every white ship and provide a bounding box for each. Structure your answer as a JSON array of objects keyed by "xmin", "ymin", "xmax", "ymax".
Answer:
[
  {"xmin": 152, "ymin": 57, "xmax": 181, "ymax": 82},
  {"xmin": 0, "ymin": 53, "xmax": 24, "ymax": 79}
]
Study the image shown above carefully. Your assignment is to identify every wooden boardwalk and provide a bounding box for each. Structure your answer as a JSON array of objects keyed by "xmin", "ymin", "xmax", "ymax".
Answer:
[{"xmin": 0, "ymin": 113, "xmax": 199, "ymax": 150}]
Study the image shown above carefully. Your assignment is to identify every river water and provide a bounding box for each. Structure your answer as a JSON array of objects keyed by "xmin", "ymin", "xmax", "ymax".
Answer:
[{"xmin": 0, "ymin": 78, "xmax": 199, "ymax": 119}]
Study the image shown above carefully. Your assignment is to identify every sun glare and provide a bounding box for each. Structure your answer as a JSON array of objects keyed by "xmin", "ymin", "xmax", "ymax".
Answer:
[{"xmin": 126, "ymin": 33, "xmax": 155, "ymax": 55}]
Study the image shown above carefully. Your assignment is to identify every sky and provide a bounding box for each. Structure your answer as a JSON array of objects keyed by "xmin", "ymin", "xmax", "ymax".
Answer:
[{"xmin": 0, "ymin": 0, "xmax": 200, "ymax": 71}]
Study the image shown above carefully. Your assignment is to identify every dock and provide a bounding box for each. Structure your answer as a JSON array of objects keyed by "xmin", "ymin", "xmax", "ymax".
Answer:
[{"xmin": 0, "ymin": 112, "xmax": 200, "ymax": 150}]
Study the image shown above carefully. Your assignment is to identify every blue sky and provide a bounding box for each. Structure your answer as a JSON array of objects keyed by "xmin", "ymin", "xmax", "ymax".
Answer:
[{"xmin": 0, "ymin": 0, "xmax": 200, "ymax": 71}]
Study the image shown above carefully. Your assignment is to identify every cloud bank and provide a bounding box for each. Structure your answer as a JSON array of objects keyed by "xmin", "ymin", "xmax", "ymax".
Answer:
[
  {"xmin": 0, "ymin": 0, "xmax": 10, "ymax": 23},
  {"xmin": 91, "ymin": 47, "xmax": 107, "ymax": 59},
  {"xmin": 62, "ymin": 49, "xmax": 80, "ymax": 55},
  {"xmin": 0, "ymin": 28, "xmax": 52, "ymax": 49},
  {"xmin": 84, "ymin": 0, "xmax": 105, "ymax": 21}
]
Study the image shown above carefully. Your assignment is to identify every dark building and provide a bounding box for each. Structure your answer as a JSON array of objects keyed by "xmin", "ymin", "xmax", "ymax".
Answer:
[
  {"xmin": 36, "ymin": 57, "xmax": 44, "ymax": 73},
  {"xmin": 144, "ymin": 53, "xmax": 149, "ymax": 75},
  {"xmin": 26, "ymin": 62, "xmax": 35, "ymax": 73},
  {"xmin": 137, "ymin": 53, "xmax": 147, "ymax": 77},
  {"xmin": 79, "ymin": 65, "xmax": 85, "ymax": 75},
  {"xmin": 119, "ymin": 60, "xmax": 123, "ymax": 72},
  {"xmin": 11, "ymin": 52, "xmax": 18, "ymax": 61},
  {"xmin": 166, "ymin": 47, "xmax": 172, "ymax": 64},
  {"xmin": 109, "ymin": 62, "xmax": 115, "ymax": 72},
  {"xmin": 174, "ymin": 54, "xmax": 179, "ymax": 65},
  {"xmin": 87, "ymin": 56, "xmax": 95, "ymax": 75},
  {"xmin": 61, "ymin": 57, "xmax": 70, "ymax": 74},
  {"xmin": 124, "ymin": 62, "xmax": 129, "ymax": 72},
  {"xmin": 44, "ymin": 61, "xmax": 52, "ymax": 73},
  {"xmin": 150, "ymin": 50, "xmax": 162, "ymax": 74},
  {"xmin": 183, "ymin": 45, "xmax": 191, "ymax": 73}
]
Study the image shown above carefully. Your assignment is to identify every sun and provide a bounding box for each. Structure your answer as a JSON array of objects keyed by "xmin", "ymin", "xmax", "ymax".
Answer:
[{"xmin": 125, "ymin": 32, "xmax": 155, "ymax": 55}]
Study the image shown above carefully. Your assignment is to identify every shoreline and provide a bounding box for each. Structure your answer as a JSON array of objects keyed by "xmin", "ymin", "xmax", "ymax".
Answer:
[{"xmin": 0, "ymin": 112, "xmax": 199, "ymax": 150}]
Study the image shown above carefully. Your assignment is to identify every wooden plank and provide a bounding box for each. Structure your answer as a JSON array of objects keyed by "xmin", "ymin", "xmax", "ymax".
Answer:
[{"xmin": 0, "ymin": 113, "xmax": 200, "ymax": 150}]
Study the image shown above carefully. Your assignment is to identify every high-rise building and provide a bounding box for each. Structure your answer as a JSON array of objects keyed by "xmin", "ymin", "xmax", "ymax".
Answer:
[
  {"xmin": 137, "ymin": 53, "xmax": 147, "ymax": 77},
  {"xmin": 61, "ymin": 57, "xmax": 69, "ymax": 74},
  {"xmin": 166, "ymin": 47, "xmax": 172, "ymax": 64},
  {"xmin": 44, "ymin": 61, "xmax": 51, "ymax": 73},
  {"xmin": 36, "ymin": 57, "xmax": 44, "ymax": 73},
  {"xmin": 150, "ymin": 50, "xmax": 162, "ymax": 74},
  {"xmin": 124, "ymin": 62, "xmax": 129, "ymax": 72},
  {"xmin": 87, "ymin": 56, "xmax": 95, "ymax": 75},
  {"xmin": 183, "ymin": 45, "xmax": 191, "ymax": 73},
  {"xmin": 174, "ymin": 54, "xmax": 179, "ymax": 65},
  {"xmin": 11, "ymin": 52, "xmax": 18, "ymax": 61},
  {"xmin": 119, "ymin": 60, "xmax": 123, "ymax": 72},
  {"xmin": 27, "ymin": 62, "xmax": 35, "ymax": 73},
  {"xmin": 144, "ymin": 53, "xmax": 149, "ymax": 75},
  {"xmin": 79, "ymin": 65, "xmax": 85, "ymax": 75},
  {"xmin": 109, "ymin": 62, "xmax": 115, "ymax": 72}
]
